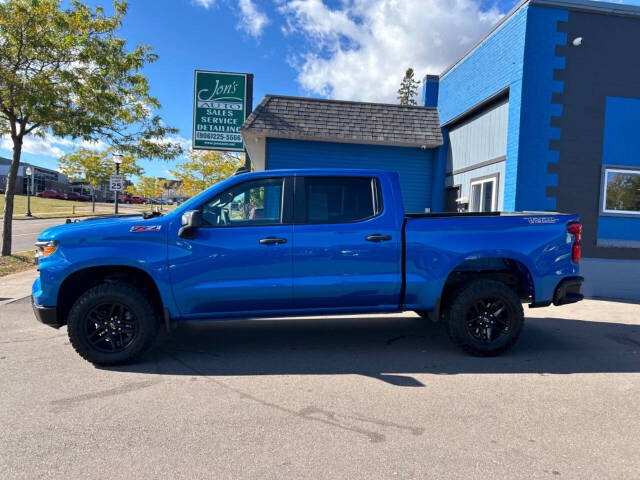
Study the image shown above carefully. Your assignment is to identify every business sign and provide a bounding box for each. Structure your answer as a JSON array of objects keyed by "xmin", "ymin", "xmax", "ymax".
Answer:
[
  {"xmin": 109, "ymin": 174, "xmax": 124, "ymax": 192},
  {"xmin": 193, "ymin": 70, "xmax": 252, "ymax": 151}
]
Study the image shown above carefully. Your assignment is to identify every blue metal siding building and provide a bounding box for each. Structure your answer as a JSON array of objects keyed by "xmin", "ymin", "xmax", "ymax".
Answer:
[
  {"xmin": 242, "ymin": 95, "xmax": 443, "ymax": 214},
  {"xmin": 267, "ymin": 139, "xmax": 434, "ymax": 213},
  {"xmin": 431, "ymin": 0, "xmax": 640, "ymax": 300}
]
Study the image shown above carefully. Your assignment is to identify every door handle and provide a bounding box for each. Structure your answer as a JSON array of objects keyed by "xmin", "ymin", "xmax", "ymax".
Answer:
[
  {"xmin": 365, "ymin": 234, "xmax": 392, "ymax": 242},
  {"xmin": 259, "ymin": 237, "xmax": 287, "ymax": 245}
]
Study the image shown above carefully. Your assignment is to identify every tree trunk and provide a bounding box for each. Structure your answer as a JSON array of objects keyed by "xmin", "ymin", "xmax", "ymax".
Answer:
[
  {"xmin": 91, "ymin": 184, "xmax": 96, "ymax": 212},
  {"xmin": 1, "ymin": 136, "xmax": 23, "ymax": 257}
]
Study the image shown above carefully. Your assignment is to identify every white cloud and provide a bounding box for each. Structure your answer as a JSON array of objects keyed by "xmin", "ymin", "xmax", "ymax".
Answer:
[
  {"xmin": 1, "ymin": 133, "xmax": 108, "ymax": 159},
  {"xmin": 237, "ymin": 0, "xmax": 270, "ymax": 38},
  {"xmin": 192, "ymin": 0, "xmax": 215, "ymax": 8},
  {"xmin": 149, "ymin": 134, "xmax": 192, "ymax": 152},
  {"xmin": 191, "ymin": 0, "xmax": 270, "ymax": 38},
  {"xmin": 278, "ymin": 0, "xmax": 504, "ymax": 102},
  {"xmin": 1, "ymin": 134, "xmax": 65, "ymax": 157}
]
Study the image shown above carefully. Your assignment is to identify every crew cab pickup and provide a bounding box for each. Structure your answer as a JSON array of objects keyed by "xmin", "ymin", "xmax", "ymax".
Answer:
[{"xmin": 32, "ymin": 169, "xmax": 584, "ymax": 365}]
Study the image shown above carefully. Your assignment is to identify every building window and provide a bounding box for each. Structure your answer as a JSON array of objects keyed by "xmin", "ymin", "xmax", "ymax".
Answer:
[
  {"xmin": 602, "ymin": 168, "xmax": 640, "ymax": 216},
  {"xmin": 469, "ymin": 175, "xmax": 498, "ymax": 212}
]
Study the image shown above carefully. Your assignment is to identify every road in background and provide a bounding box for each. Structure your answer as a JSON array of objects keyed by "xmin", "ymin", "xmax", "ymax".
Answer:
[
  {"xmin": 7, "ymin": 206, "xmax": 151, "ymax": 252},
  {"xmin": 1, "ymin": 299, "xmax": 639, "ymax": 479},
  {"xmin": 10, "ymin": 218, "xmax": 73, "ymax": 252}
]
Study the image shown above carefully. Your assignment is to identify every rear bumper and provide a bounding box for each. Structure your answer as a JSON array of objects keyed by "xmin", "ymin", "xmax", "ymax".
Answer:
[
  {"xmin": 31, "ymin": 296, "xmax": 62, "ymax": 329},
  {"xmin": 553, "ymin": 276, "xmax": 584, "ymax": 306}
]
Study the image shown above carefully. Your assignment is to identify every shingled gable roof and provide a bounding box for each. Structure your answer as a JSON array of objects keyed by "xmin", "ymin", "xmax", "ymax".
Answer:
[{"xmin": 241, "ymin": 95, "xmax": 443, "ymax": 148}]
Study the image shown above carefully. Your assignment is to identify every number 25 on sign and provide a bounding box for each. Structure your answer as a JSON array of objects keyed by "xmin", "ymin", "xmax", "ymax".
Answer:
[{"xmin": 110, "ymin": 174, "xmax": 124, "ymax": 192}]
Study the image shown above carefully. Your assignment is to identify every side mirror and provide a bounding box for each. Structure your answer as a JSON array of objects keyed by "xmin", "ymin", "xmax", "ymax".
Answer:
[{"xmin": 178, "ymin": 210, "xmax": 202, "ymax": 239}]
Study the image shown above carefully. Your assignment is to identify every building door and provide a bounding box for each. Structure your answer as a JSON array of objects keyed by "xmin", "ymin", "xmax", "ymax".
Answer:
[{"xmin": 444, "ymin": 185, "xmax": 461, "ymax": 212}]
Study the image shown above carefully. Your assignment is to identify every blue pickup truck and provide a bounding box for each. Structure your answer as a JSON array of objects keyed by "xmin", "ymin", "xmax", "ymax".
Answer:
[{"xmin": 32, "ymin": 169, "xmax": 584, "ymax": 364}]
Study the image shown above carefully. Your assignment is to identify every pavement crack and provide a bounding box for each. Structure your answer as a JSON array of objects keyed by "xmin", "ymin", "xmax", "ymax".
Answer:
[
  {"xmin": 166, "ymin": 350, "xmax": 422, "ymax": 443},
  {"xmin": 50, "ymin": 379, "xmax": 162, "ymax": 413}
]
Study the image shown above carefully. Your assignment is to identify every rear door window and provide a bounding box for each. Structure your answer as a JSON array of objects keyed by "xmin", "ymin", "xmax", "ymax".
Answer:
[{"xmin": 303, "ymin": 176, "xmax": 382, "ymax": 224}]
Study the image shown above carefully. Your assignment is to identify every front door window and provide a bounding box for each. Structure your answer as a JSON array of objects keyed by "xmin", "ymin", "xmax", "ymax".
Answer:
[{"xmin": 201, "ymin": 178, "xmax": 283, "ymax": 227}]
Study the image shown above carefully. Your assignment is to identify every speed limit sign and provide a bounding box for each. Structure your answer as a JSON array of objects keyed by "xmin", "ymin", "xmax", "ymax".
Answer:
[{"xmin": 109, "ymin": 174, "xmax": 124, "ymax": 192}]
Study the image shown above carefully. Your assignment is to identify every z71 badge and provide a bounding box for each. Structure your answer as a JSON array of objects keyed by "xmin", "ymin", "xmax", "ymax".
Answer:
[{"xmin": 130, "ymin": 225, "xmax": 162, "ymax": 232}]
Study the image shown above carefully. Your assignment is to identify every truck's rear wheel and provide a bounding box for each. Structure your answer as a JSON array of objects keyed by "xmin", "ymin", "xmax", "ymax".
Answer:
[
  {"xmin": 67, "ymin": 283, "xmax": 159, "ymax": 365},
  {"xmin": 445, "ymin": 280, "xmax": 524, "ymax": 356}
]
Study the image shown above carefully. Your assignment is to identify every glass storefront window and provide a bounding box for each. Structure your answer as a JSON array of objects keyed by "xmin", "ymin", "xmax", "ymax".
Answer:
[{"xmin": 602, "ymin": 168, "xmax": 640, "ymax": 215}]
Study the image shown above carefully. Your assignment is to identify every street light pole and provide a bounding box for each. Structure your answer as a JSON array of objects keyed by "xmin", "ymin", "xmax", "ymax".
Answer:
[
  {"xmin": 112, "ymin": 153, "xmax": 123, "ymax": 215},
  {"xmin": 25, "ymin": 166, "xmax": 32, "ymax": 217}
]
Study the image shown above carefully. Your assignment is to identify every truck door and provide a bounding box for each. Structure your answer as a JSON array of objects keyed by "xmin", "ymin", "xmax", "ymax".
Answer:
[
  {"xmin": 292, "ymin": 175, "xmax": 402, "ymax": 311},
  {"xmin": 168, "ymin": 176, "xmax": 293, "ymax": 317}
]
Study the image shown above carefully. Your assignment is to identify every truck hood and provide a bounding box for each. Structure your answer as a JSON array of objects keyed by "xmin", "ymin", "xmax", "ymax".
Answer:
[{"xmin": 37, "ymin": 214, "xmax": 172, "ymax": 242}]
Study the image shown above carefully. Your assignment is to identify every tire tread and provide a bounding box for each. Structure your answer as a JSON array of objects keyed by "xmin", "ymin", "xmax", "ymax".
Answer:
[
  {"xmin": 67, "ymin": 283, "xmax": 158, "ymax": 365},
  {"xmin": 445, "ymin": 279, "xmax": 524, "ymax": 357}
]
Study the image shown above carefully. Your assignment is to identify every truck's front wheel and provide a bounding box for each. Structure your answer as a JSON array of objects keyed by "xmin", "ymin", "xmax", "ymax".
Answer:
[
  {"xmin": 67, "ymin": 283, "xmax": 159, "ymax": 365},
  {"xmin": 445, "ymin": 280, "xmax": 524, "ymax": 356}
]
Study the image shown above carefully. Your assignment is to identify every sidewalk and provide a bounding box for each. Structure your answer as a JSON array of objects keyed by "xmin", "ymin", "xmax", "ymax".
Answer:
[{"xmin": 0, "ymin": 269, "xmax": 38, "ymax": 306}]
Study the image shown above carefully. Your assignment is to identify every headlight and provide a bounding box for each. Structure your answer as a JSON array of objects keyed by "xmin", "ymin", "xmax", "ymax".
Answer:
[{"xmin": 35, "ymin": 240, "xmax": 58, "ymax": 259}]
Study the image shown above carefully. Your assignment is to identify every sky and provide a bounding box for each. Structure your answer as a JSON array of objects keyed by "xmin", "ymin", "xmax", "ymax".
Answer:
[{"xmin": 2, "ymin": 0, "xmax": 640, "ymax": 179}]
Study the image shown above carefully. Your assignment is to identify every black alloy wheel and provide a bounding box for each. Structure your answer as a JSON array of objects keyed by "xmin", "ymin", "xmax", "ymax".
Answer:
[
  {"xmin": 67, "ymin": 283, "xmax": 159, "ymax": 365},
  {"xmin": 445, "ymin": 279, "xmax": 524, "ymax": 356},
  {"xmin": 464, "ymin": 297, "xmax": 511, "ymax": 344},
  {"xmin": 84, "ymin": 302, "xmax": 139, "ymax": 353}
]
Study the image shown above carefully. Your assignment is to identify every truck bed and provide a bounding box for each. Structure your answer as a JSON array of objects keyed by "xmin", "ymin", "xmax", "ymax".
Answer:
[{"xmin": 405, "ymin": 211, "xmax": 566, "ymax": 219}]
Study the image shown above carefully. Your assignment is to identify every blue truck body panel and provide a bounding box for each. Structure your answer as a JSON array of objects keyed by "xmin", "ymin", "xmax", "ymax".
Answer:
[
  {"xmin": 404, "ymin": 215, "xmax": 578, "ymax": 311},
  {"xmin": 32, "ymin": 169, "xmax": 580, "ymax": 324}
]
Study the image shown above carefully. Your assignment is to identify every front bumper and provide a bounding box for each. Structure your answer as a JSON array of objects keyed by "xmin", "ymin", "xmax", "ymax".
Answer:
[
  {"xmin": 31, "ymin": 296, "xmax": 62, "ymax": 329},
  {"xmin": 553, "ymin": 276, "xmax": 584, "ymax": 306}
]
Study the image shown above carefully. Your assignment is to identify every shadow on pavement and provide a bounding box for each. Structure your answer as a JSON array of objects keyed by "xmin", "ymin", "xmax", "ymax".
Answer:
[{"xmin": 104, "ymin": 314, "xmax": 640, "ymax": 385}]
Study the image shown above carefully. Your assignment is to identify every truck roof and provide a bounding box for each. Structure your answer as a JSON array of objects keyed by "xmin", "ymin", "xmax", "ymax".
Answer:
[{"xmin": 234, "ymin": 168, "xmax": 394, "ymax": 178}]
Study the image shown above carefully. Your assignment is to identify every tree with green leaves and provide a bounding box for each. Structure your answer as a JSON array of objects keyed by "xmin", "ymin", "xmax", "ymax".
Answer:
[
  {"xmin": 397, "ymin": 68, "xmax": 420, "ymax": 106},
  {"xmin": 0, "ymin": 0, "xmax": 182, "ymax": 256},
  {"xmin": 170, "ymin": 150, "xmax": 244, "ymax": 197},
  {"xmin": 59, "ymin": 148, "xmax": 142, "ymax": 212},
  {"xmin": 126, "ymin": 176, "xmax": 162, "ymax": 201}
]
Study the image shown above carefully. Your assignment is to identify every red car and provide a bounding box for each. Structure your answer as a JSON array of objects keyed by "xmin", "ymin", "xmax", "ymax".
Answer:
[
  {"xmin": 36, "ymin": 190, "xmax": 63, "ymax": 199},
  {"xmin": 63, "ymin": 192, "xmax": 89, "ymax": 201},
  {"xmin": 124, "ymin": 196, "xmax": 145, "ymax": 204}
]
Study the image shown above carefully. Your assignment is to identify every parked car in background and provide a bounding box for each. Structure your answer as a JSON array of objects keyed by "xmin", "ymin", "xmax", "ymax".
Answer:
[
  {"xmin": 36, "ymin": 190, "xmax": 63, "ymax": 199},
  {"xmin": 123, "ymin": 196, "xmax": 145, "ymax": 204},
  {"xmin": 63, "ymin": 192, "xmax": 89, "ymax": 201},
  {"xmin": 32, "ymin": 169, "xmax": 584, "ymax": 365}
]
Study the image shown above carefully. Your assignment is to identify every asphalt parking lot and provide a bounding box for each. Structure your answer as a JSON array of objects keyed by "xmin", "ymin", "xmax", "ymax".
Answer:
[{"xmin": 1, "ymin": 298, "xmax": 639, "ymax": 479}]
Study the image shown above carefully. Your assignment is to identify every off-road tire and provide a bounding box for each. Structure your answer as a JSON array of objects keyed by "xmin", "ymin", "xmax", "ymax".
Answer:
[
  {"xmin": 445, "ymin": 279, "xmax": 524, "ymax": 356},
  {"xmin": 67, "ymin": 283, "xmax": 159, "ymax": 365}
]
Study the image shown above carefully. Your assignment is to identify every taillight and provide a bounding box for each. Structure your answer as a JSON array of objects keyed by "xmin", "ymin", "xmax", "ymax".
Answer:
[{"xmin": 567, "ymin": 222, "xmax": 582, "ymax": 263}]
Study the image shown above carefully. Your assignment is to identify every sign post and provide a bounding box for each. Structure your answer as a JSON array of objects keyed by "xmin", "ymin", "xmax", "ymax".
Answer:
[{"xmin": 193, "ymin": 70, "xmax": 253, "ymax": 152}]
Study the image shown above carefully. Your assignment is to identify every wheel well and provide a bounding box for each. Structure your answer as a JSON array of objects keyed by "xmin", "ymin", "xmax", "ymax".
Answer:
[
  {"xmin": 441, "ymin": 257, "xmax": 534, "ymax": 313},
  {"xmin": 57, "ymin": 266, "xmax": 164, "ymax": 326}
]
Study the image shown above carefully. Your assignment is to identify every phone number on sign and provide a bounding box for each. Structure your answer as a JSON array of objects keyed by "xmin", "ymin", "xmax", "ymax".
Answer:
[{"xmin": 195, "ymin": 132, "xmax": 242, "ymax": 142}]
